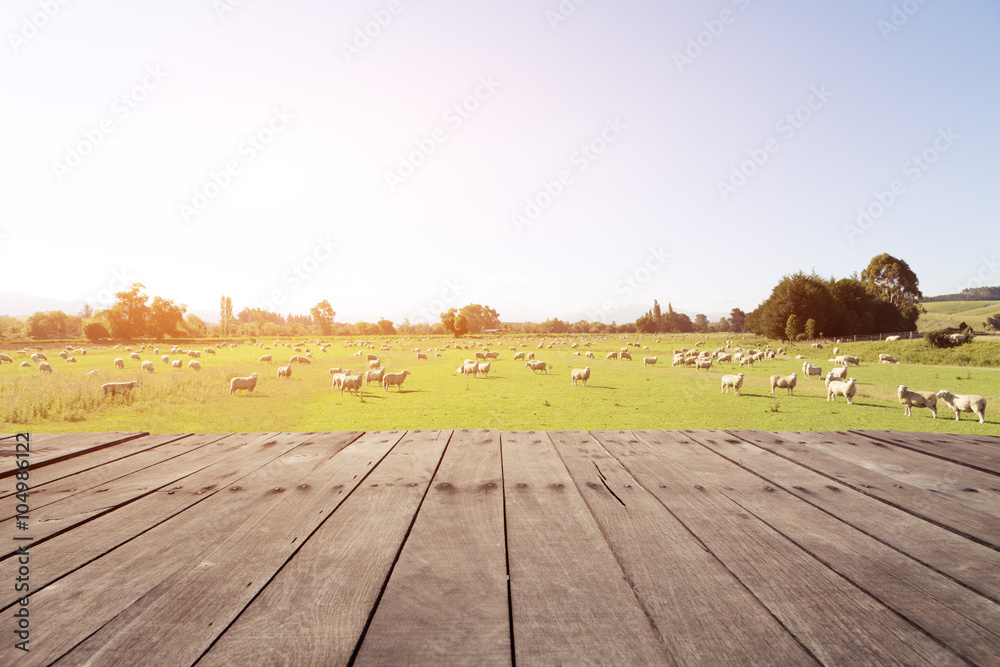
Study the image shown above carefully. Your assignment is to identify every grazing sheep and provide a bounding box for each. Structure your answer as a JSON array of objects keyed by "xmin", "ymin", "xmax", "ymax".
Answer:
[
  {"xmin": 66, "ymin": 356, "xmax": 77, "ymax": 363},
  {"xmin": 513, "ymin": 352, "xmax": 525, "ymax": 361},
  {"xmin": 38, "ymin": 362, "xmax": 53, "ymax": 373},
  {"xmin": 695, "ymin": 358, "xmax": 712, "ymax": 371},
  {"xmin": 897, "ymin": 386, "xmax": 937, "ymax": 418},
  {"xmin": 643, "ymin": 356, "xmax": 658, "ymax": 367},
  {"xmin": 527, "ymin": 352, "xmax": 535, "ymax": 360},
  {"xmin": 476, "ymin": 361, "xmax": 491, "ymax": 377},
  {"xmin": 128, "ymin": 352, "xmax": 141, "ymax": 362},
  {"xmin": 142, "ymin": 361, "xmax": 154, "ymax": 374},
  {"xmin": 770, "ymin": 373, "xmax": 798, "ymax": 396},
  {"xmin": 366, "ymin": 353, "xmax": 379, "ymax": 361},
  {"xmin": 485, "ymin": 351, "xmax": 499, "ymax": 360},
  {"xmin": 205, "ymin": 347, "xmax": 216, "ymax": 355},
  {"xmin": 794, "ymin": 354, "xmax": 806, "ymax": 360},
  {"xmin": 585, "ymin": 351, "xmax": 595, "ymax": 359},
  {"xmin": 340, "ymin": 372, "xmax": 364, "ymax": 396},
  {"xmin": 85, "ymin": 369, "xmax": 99, "ymax": 376},
  {"xmin": 162, "ymin": 355, "xmax": 170, "ymax": 364},
  {"xmin": 189, "ymin": 360, "xmax": 201, "ymax": 371},
  {"xmin": 716, "ymin": 353, "xmax": 732, "ymax": 364},
  {"xmin": 189, "ymin": 350, "xmax": 201, "ymax": 358},
  {"xmin": 36, "ymin": 352, "xmax": 47, "ymax": 361},
  {"xmin": 803, "ymin": 363, "xmax": 822, "ymax": 379},
  {"xmin": 827, "ymin": 378, "xmax": 857, "ymax": 404},
  {"xmin": 258, "ymin": 355, "xmax": 272, "ymax": 363},
  {"xmin": 475, "ymin": 352, "xmax": 486, "ymax": 360},
  {"xmin": 417, "ymin": 352, "xmax": 428, "ymax": 360},
  {"xmin": 620, "ymin": 351, "xmax": 632, "ymax": 361},
  {"xmin": 878, "ymin": 353, "xmax": 899, "ymax": 364},
  {"xmin": 383, "ymin": 369, "xmax": 411, "ymax": 391},
  {"xmin": 607, "ymin": 351, "xmax": 618, "ymax": 360},
  {"xmin": 230, "ymin": 373, "xmax": 259, "ymax": 396},
  {"xmin": 31, "ymin": 354, "xmax": 39, "ymax": 363},
  {"xmin": 111, "ymin": 357, "xmax": 125, "ymax": 369},
  {"xmin": 59, "ymin": 350, "xmax": 68, "ymax": 359},
  {"xmin": 827, "ymin": 366, "xmax": 848, "ymax": 382},
  {"xmin": 102, "ymin": 380, "xmax": 139, "ymax": 397},
  {"xmin": 366, "ymin": 368, "xmax": 387, "ymax": 386},
  {"xmin": 526, "ymin": 360, "xmax": 548, "ymax": 374},
  {"xmin": 459, "ymin": 362, "xmax": 478, "ymax": 377},
  {"xmin": 812, "ymin": 343, "xmax": 823, "ymax": 349},
  {"xmin": 721, "ymin": 373, "xmax": 745, "ymax": 395},
  {"xmin": 885, "ymin": 335, "xmax": 901, "ymax": 342},
  {"xmin": 172, "ymin": 360, "xmax": 183, "ymax": 369},
  {"xmin": 935, "ymin": 390, "xmax": 986, "ymax": 424},
  {"xmin": 571, "ymin": 367, "xmax": 591, "ymax": 386},
  {"xmin": 0, "ymin": 354, "xmax": 12, "ymax": 364},
  {"xmin": 19, "ymin": 361, "xmax": 30, "ymax": 368},
  {"xmin": 368, "ymin": 359, "xmax": 381, "ymax": 370},
  {"xmin": 841, "ymin": 355, "xmax": 860, "ymax": 367},
  {"xmin": 672, "ymin": 354, "xmax": 685, "ymax": 367},
  {"xmin": 277, "ymin": 365, "xmax": 292, "ymax": 379}
]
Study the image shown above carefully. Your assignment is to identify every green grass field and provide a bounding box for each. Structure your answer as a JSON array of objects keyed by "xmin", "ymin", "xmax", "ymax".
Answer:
[
  {"xmin": 2, "ymin": 335, "xmax": 998, "ymax": 435},
  {"xmin": 919, "ymin": 300, "xmax": 1000, "ymax": 331}
]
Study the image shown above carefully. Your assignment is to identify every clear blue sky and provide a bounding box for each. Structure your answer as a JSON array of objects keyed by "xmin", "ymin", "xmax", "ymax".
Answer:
[{"xmin": 3, "ymin": 0, "xmax": 998, "ymax": 324}]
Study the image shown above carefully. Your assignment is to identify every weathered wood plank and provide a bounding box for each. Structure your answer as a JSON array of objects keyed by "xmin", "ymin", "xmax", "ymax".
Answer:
[
  {"xmin": 0, "ymin": 432, "xmax": 351, "ymax": 666},
  {"xmin": 731, "ymin": 430, "xmax": 1000, "ymax": 549},
  {"xmin": 549, "ymin": 430, "xmax": 816, "ymax": 666},
  {"xmin": 502, "ymin": 430, "xmax": 672, "ymax": 666},
  {"xmin": 596, "ymin": 430, "xmax": 965, "ymax": 667},
  {"xmin": 0, "ymin": 432, "xmax": 147, "ymax": 476},
  {"xmin": 676, "ymin": 430, "xmax": 1000, "ymax": 666},
  {"xmin": 354, "ymin": 429, "xmax": 510, "ymax": 666},
  {"xmin": 790, "ymin": 431, "xmax": 1000, "ymax": 518},
  {"xmin": 197, "ymin": 430, "xmax": 448, "ymax": 667},
  {"xmin": 0, "ymin": 433, "xmax": 194, "ymax": 498},
  {"xmin": 852, "ymin": 430, "xmax": 1000, "ymax": 476}
]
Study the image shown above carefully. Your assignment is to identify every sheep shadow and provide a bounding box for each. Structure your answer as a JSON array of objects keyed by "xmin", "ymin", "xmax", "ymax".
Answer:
[{"xmin": 577, "ymin": 384, "xmax": 617, "ymax": 390}]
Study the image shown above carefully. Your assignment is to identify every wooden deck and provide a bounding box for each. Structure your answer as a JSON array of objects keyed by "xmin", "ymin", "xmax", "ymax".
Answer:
[{"xmin": 2, "ymin": 429, "xmax": 999, "ymax": 666}]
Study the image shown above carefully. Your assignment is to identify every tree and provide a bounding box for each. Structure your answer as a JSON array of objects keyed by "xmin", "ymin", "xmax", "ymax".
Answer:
[
  {"xmin": 220, "ymin": 296, "xmax": 233, "ymax": 337},
  {"xmin": 310, "ymin": 300, "xmax": 336, "ymax": 335},
  {"xmin": 693, "ymin": 314, "xmax": 709, "ymax": 332},
  {"xmin": 440, "ymin": 308, "xmax": 467, "ymax": 337},
  {"xmin": 457, "ymin": 304, "xmax": 501, "ymax": 334},
  {"xmin": 988, "ymin": 313, "xmax": 1000, "ymax": 332},
  {"xmin": 785, "ymin": 314, "xmax": 801, "ymax": 341},
  {"xmin": 804, "ymin": 318, "xmax": 817, "ymax": 340},
  {"xmin": 730, "ymin": 308, "xmax": 746, "ymax": 333},
  {"xmin": 78, "ymin": 303, "xmax": 94, "ymax": 319},
  {"xmin": 861, "ymin": 253, "xmax": 923, "ymax": 310},
  {"xmin": 84, "ymin": 322, "xmax": 110, "ymax": 341},
  {"xmin": 652, "ymin": 300, "xmax": 663, "ymax": 331},
  {"xmin": 99, "ymin": 283, "xmax": 151, "ymax": 339},
  {"xmin": 147, "ymin": 297, "xmax": 187, "ymax": 338},
  {"xmin": 185, "ymin": 313, "xmax": 208, "ymax": 337},
  {"xmin": 377, "ymin": 317, "xmax": 396, "ymax": 335}
]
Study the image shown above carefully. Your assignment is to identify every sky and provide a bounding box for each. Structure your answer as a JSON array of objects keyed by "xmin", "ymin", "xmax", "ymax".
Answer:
[{"xmin": 2, "ymin": 0, "xmax": 999, "ymax": 325}]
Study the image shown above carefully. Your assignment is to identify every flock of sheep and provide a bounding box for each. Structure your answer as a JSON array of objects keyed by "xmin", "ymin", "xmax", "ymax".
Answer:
[{"xmin": 0, "ymin": 335, "xmax": 990, "ymax": 424}]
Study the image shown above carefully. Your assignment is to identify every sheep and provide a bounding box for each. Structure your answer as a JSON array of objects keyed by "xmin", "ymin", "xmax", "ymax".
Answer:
[
  {"xmin": 716, "ymin": 353, "xmax": 732, "ymax": 364},
  {"xmin": 368, "ymin": 359, "xmax": 381, "ymax": 370},
  {"xmin": 949, "ymin": 333, "xmax": 967, "ymax": 344},
  {"xmin": 878, "ymin": 353, "xmax": 899, "ymax": 364},
  {"xmin": 832, "ymin": 347, "xmax": 839, "ymax": 355},
  {"xmin": 620, "ymin": 351, "xmax": 632, "ymax": 361},
  {"xmin": 885, "ymin": 335, "xmax": 901, "ymax": 342},
  {"xmin": 161, "ymin": 355, "xmax": 170, "ymax": 365},
  {"xmin": 620, "ymin": 347, "xmax": 629, "ymax": 356},
  {"xmin": 417, "ymin": 352, "xmax": 428, "ymax": 360},
  {"xmin": 643, "ymin": 356, "xmax": 658, "ymax": 367},
  {"xmin": 512, "ymin": 352, "xmax": 525, "ymax": 361},
  {"xmin": 189, "ymin": 360, "xmax": 202, "ymax": 371},
  {"xmin": 475, "ymin": 352, "xmax": 486, "ymax": 360},
  {"xmin": 102, "ymin": 380, "xmax": 139, "ymax": 397},
  {"xmin": 476, "ymin": 361, "xmax": 492, "ymax": 377},
  {"xmin": 0, "ymin": 354, "xmax": 12, "ymax": 364},
  {"xmin": 328, "ymin": 366, "xmax": 347, "ymax": 374},
  {"xmin": 827, "ymin": 366, "xmax": 848, "ymax": 382},
  {"xmin": 31, "ymin": 354, "xmax": 39, "ymax": 363},
  {"xmin": 770, "ymin": 373, "xmax": 798, "ymax": 396},
  {"xmin": 39, "ymin": 362, "xmax": 53, "ymax": 373},
  {"xmin": 172, "ymin": 360, "xmax": 183, "ymax": 369},
  {"xmin": 188, "ymin": 350, "xmax": 201, "ymax": 358},
  {"xmin": 935, "ymin": 391, "xmax": 986, "ymax": 424},
  {"xmin": 897, "ymin": 386, "xmax": 937, "ymax": 418},
  {"xmin": 585, "ymin": 351, "xmax": 595, "ymax": 359},
  {"xmin": 59, "ymin": 350, "xmax": 69, "ymax": 359},
  {"xmin": 812, "ymin": 343, "xmax": 823, "ymax": 349},
  {"xmin": 459, "ymin": 362, "xmax": 479, "ymax": 377},
  {"xmin": 795, "ymin": 354, "xmax": 806, "ymax": 360},
  {"xmin": 366, "ymin": 353, "xmax": 379, "ymax": 361},
  {"xmin": 526, "ymin": 360, "xmax": 548, "ymax": 374},
  {"xmin": 383, "ymin": 369, "xmax": 411, "ymax": 391},
  {"xmin": 205, "ymin": 347, "xmax": 216, "ymax": 355},
  {"xmin": 66, "ymin": 356, "xmax": 77, "ymax": 363},
  {"xmin": 114, "ymin": 358, "xmax": 125, "ymax": 369},
  {"xmin": 672, "ymin": 354, "xmax": 685, "ymax": 367},
  {"xmin": 230, "ymin": 373, "xmax": 259, "ymax": 397},
  {"xmin": 19, "ymin": 361, "xmax": 30, "ymax": 368},
  {"xmin": 827, "ymin": 378, "xmax": 857, "ymax": 404},
  {"xmin": 695, "ymin": 358, "xmax": 713, "ymax": 371},
  {"xmin": 721, "ymin": 373, "xmax": 745, "ymax": 395},
  {"xmin": 340, "ymin": 373, "xmax": 364, "ymax": 396},
  {"xmin": 142, "ymin": 361, "xmax": 154, "ymax": 374},
  {"xmin": 607, "ymin": 351, "xmax": 618, "ymax": 360},
  {"xmin": 485, "ymin": 351, "xmax": 499, "ymax": 360},
  {"xmin": 525, "ymin": 352, "xmax": 535, "ymax": 361},
  {"xmin": 366, "ymin": 368, "xmax": 387, "ymax": 386},
  {"xmin": 85, "ymin": 369, "xmax": 99, "ymax": 376},
  {"xmin": 841, "ymin": 355, "xmax": 860, "ymax": 367},
  {"xmin": 571, "ymin": 367, "xmax": 591, "ymax": 386},
  {"xmin": 803, "ymin": 363, "xmax": 822, "ymax": 379},
  {"xmin": 258, "ymin": 355, "xmax": 272, "ymax": 363},
  {"xmin": 277, "ymin": 365, "xmax": 292, "ymax": 379}
]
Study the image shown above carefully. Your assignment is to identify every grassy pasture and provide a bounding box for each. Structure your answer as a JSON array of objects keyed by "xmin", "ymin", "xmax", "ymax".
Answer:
[
  {"xmin": 919, "ymin": 300, "xmax": 1000, "ymax": 331},
  {"xmin": 2, "ymin": 335, "xmax": 998, "ymax": 434}
]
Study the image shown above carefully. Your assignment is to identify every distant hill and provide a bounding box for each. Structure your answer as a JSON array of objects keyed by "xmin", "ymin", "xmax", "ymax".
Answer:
[
  {"xmin": 918, "ymin": 300, "xmax": 1000, "ymax": 331},
  {"xmin": 0, "ymin": 292, "xmax": 217, "ymax": 325},
  {"xmin": 923, "ymin": 286, "xmax": 1000, "ymax": 302}
]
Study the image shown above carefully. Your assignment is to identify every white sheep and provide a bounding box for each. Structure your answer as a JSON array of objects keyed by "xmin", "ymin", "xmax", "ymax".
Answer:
[
  {"xmin": 0, "ymin": 354, "xmax": 12, "ymax": 364},
  {"xmin": 258, "ymin": 355, "xmax": 272, "ymax": 363},
  {"xmin": 527, "ymin": 352, "xmax": 535, "ymax": 360},
  {"xmin": 643, "ymin": 356, "xmax": 657, "ymax": 366},
  {"xmin": 161, "ymin": 355, "xmax": 170, "ymax": 364},
  {"xmin": 585, "ymin": 351, "xmax": 595, "ymax": 359},
  {"xmin": 885, "ymin": 335, "xmax": 901, "ymax": 342},
  {"xmin": 716, "ymin": 353, "xmax": 732, "ymax": 364},
  {"xmin": 770, "ymin": 373, "xmax": 798, "ymax": 396},
  {"xmin": 172, "ymin": 360, "xmax": 183, "ymax": 369},
  {"xmin": 513, "ymin": 352, "xmax": 525, "ymax": 361},
  {"xmin": 477, "ymin": 361, "xmax": 491, "ymax": 377},
  {"xmin": 205, "ymin": 347, "xmax": 216, "ymax": 355},
  {"xmin": 366, "ymin": 353, "xmax": 379, "ymax": 361},
  {"xmin": 38, "ymin": 362, "xmax": 53, "ymax": 373},
  {"xmin": 826, "ymin": 366, "xmax": 848, "ymax": 384},
  {"xmin": 66, "ymin": 356, "xmax": 77, "ymax": 363},
  {"xmin": 935, "ymin": 390, "xmax": 986, "ymax": 424},
  {"xmin": 897, "ymin": 385, "xmax": 937, "ymax": 418},
  {"xmin": 278, "ymin": 365, "xmax": 292, "ymax": 379},
  {"xmin": 721, "ymin": 373, "xmax": 744, "ymax": 395},
  {"xmin": 827, "ymin": 378, "xmax": 857, "ymax": 404},
  {"xmin": 841, "ymin": 355, "xmax": 860, "ymax": 367},
  {"xmin": 695, "ymin": 358, "xmax": 712, "ymax": 371},
  {"xmin": 672, "ymin": 354, "xmax": 685, "ymax": 367},
  {"xmin": 878, "ymin": 353, "xmax": 899, "ymax": 364},
  {"xmin": 607, "ymin": 351, "xmax": 618, "ymax": 360},
  {"xmin": 19, "ymin": 361, "xmax": 30, "ymax": 368},
  {"xmin": 340, "ymin": 372, "xmax": 363, "ymax": 396},
  {"xmin": 803, "ymin": 363, "xmax": 822, "ymax": 379},
  {"xmin": 142, "ymin": 361, "xmax": 154, "ymax": 373},
  {"xmin": 369, "ymin": 359, "xmax": 381, "ymax": 370},
  {"xmin": 59, "ymin": 350, "xmax": 68, "ymax": 359},
  {"xmin": 230, "ymin": 373, "xmax": 259, "ymax": 396},
  {"xmin": 383, "ymin": 369, "xmax": 411, "ymax": 391},
  {"xmin": 571, "ymin": 367, "xmax": 591, "ymax": 386},
  {"xmin": 620, "ymin": 351, "xmax": 632, "ymax": 361},
  {"xmin": 417, "ymin": 352, "xmax": 428, "ymax": 360},
  {"xmin": 526, "ymin": 360, "xmax": 548, "ymax": 374},
  {"xmin": 102, "ymin": 380, "xmax": 139, "ymax": 397},
  {"xmin": 366, "ymin": 368, "xmax": 387, "ymax": 386},
  {"xmin": 31, "ymin": 354, "xmax": 39, "ymax": 363},
  {"xmin": 189, "ymin": 360, "xmax": 201, "ymax": 371}
]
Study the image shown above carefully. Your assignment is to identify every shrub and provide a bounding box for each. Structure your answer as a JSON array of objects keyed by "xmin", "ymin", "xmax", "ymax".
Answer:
[
  {"xmin": 925, "ymin": 326, "xmax": 974, "ymax": 349},
  {"xmin": 84, "ymin": 322, "xmax": 110, "ymax": 342}
]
